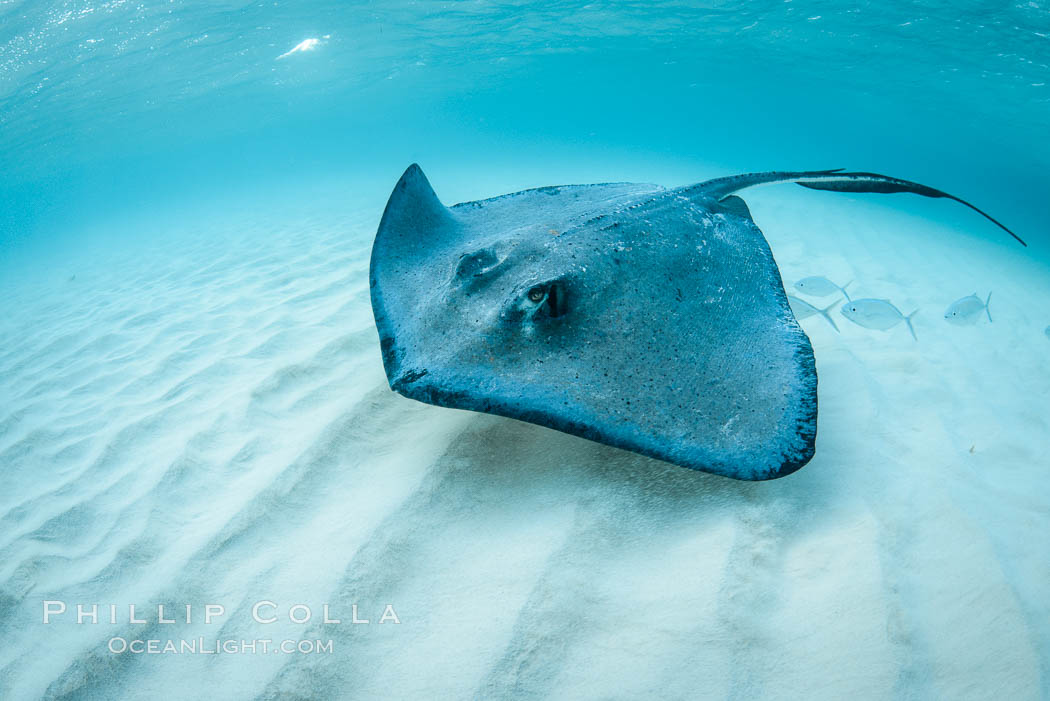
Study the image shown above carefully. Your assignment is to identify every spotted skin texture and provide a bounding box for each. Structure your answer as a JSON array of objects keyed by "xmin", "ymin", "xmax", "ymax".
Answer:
[{"xmin": 369, "ymin": 165, "xmax": 817, "ymax": 480}]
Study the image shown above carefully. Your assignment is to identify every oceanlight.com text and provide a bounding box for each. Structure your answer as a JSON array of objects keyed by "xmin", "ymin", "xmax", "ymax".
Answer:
[{"xmin": 107, "ymin": 637, "xmax": 335, "ymax": 655}]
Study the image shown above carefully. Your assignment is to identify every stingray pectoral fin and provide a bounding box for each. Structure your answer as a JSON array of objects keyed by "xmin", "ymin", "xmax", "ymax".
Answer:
[{"xmin": 695, "ymin": 170, "xmax": 1026, "ymax": 247}]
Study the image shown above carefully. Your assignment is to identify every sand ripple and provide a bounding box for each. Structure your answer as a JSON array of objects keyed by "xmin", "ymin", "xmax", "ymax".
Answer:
[{"xmin": 0, "ymin": 192, "xmax": 1048, "ymax": 699}]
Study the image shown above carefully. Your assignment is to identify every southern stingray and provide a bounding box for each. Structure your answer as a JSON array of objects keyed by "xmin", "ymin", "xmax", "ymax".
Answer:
[{"xmin": 369, "ymin": 165, "xmax": 1023, "ymax": 480}]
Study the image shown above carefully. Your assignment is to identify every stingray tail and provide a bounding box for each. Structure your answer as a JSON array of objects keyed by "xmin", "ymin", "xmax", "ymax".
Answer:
[
  {"xmin": 819, "ymin": 301, "xmax": 840, "ymax": 333},
  {"xmin": 693, "ymin": 170, "xmax": 1026, "ymax": 247},
  {"xmin": 986, "ymin": 292, "xmax": 993, "ymax": 323},
  {"xmin": 905, "ymin": 309, "xmax": 919, "ymax": 342}
]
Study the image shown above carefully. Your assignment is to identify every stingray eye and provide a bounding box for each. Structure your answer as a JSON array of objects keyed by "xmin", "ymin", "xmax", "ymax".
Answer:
[{"xmin": 523, "ymin": 281, "xmax": 568, "ymax": 319}]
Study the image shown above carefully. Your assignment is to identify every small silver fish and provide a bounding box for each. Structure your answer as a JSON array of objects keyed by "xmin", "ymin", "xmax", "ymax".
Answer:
[
  {"xmin": 794, "ymin": 276, "xmax": 852, "ymax": 301},
  {"xmin": 841, "ymin": 298, "xmax": 918, "ymax": 341},
  {"xmin": 944, "ymin": 292, "xmax": 992, "ymax": 325},
  {"xmin": 787, "ymin": 295, "xmax": 839, "ymax": 332}
]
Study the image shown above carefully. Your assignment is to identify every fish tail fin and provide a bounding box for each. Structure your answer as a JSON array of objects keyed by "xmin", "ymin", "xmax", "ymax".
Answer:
[
  {"xmin": 819, "ymin": 301, "xmax": 840, "ymax": 332},
  {"xmin": 905, "ymin": 309, "xmax": 919, "ymax": 341},
  {"xmin": 841, "ymin": 280, "xmax": 853, "ymax": 301},
  {"xmin": 985, "ymin": 292, "xmax": 993, "ymax": 323}
]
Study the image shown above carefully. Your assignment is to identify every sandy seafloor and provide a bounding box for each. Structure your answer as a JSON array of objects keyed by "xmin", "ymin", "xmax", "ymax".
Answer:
[{"xmin": 1, "ymin": 178, "xmax": 1048, "ymax": 700}]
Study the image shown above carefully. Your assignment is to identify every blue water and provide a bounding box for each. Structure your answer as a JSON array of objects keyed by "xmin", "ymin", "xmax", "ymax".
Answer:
[
  {"xmin": 2, "ymin": 1, "xmax": 1049, "ymax": 255},
  {"xmin": 2, "ymin": 3, "xmax": 1050, "ymax": 700}
]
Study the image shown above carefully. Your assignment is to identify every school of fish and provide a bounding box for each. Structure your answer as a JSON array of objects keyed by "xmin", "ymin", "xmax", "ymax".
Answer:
[{"xmin": 789, "ymin": 275, "xmax": 1017, "ymax": 342}]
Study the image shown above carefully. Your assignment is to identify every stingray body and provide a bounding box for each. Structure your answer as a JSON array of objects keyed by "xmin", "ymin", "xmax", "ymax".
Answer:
[{"xmin": 369, "ymin": 165, "xmax": 1023, "ymax": 480}]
